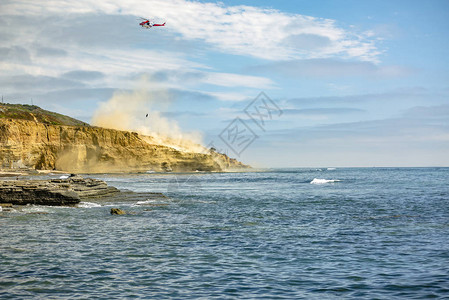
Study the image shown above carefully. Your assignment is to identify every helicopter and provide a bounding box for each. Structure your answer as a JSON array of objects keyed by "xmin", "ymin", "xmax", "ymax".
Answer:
[{"xmin": 139, "ymin": 17, "xmax": 166, "ymax": 29}]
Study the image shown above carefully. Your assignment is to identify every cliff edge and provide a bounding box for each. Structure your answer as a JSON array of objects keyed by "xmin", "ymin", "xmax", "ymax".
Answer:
[{"xmin": 0, "ymin": 103, "xmax": 249, "ymax": 173}]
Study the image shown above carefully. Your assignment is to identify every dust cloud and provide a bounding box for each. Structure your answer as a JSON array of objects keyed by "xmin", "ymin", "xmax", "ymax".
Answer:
[{"xmin": 91, "ymin": 78, "xmax": 206, "ymax": 153}]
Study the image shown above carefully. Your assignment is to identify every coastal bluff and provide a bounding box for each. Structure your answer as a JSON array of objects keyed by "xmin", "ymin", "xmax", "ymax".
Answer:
[
  {"xmin": 0, "ymin": 176, "xmax": 119, "ymax": 206},
  {"xmin": 0, "ymin": 103, "xmax": 249, "ymax": 173}
]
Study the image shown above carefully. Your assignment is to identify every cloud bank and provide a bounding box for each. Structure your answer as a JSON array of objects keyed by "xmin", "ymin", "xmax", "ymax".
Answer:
[{"xmin": 2, "ymin": 0, "xmax": 381, "ymax": 62}]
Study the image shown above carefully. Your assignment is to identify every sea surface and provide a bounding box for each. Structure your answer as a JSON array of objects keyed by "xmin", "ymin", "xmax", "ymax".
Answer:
[{"xmin": 1, "ymin": 168, "xmax": 449, "ymax": 299}]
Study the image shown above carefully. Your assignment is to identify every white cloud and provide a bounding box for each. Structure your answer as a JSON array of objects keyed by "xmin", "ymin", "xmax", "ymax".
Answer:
[
  {"xmin": 205, "ymin": 91, "xmax": 251, "ymax": 102},
  {"xmin": 0, "ymin": 0, "xmax": 384, "ymax": 121},
  {"xmin": 249, "ymin": 59, "xmax": 412, "ymax": 78},
  {"xmin": 2, "ymin": 0, "xmax": 381, "ymax": 62},
  {"xmin": 202, "ymin": 72, "xmax": 275, "ymax": 89}
]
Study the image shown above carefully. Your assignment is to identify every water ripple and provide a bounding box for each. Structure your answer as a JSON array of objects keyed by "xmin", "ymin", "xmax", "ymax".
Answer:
[{"xmin": 1, "ymin": 168, "xmax": 449, "ymax": 298}]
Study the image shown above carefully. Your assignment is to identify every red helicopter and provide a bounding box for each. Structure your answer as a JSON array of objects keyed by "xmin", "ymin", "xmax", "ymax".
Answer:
[{"xmin": 139, "ymin": 17, "xmax": 166, "ymax": 29}]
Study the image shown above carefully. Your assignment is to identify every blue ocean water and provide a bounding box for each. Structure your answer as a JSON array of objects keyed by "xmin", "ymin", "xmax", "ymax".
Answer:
[{"xmin": 1, "ymin": 168, "xmax": 449, "ymax": 299}]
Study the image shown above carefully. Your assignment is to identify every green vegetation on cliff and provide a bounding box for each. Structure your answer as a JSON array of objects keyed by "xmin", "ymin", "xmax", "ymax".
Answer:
[{"xmin": 0, "ymin": 103, "xmax": 89, "ymax": 127}]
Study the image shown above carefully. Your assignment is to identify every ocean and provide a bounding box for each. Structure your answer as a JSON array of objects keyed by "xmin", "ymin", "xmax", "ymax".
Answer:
[{"xmin": 1, "ymin": 168, "xmax": 448, "ymax": 299}]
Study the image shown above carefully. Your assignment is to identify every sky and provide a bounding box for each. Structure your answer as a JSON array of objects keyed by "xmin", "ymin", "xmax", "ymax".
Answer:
[{"xmin": 1, "ymin": 0, "xmax": 448, "ymax": 167}]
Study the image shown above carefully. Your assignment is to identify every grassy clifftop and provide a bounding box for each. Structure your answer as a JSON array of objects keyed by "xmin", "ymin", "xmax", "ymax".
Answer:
[{"xmin": 0, "ymin": 103, "xmax": 89, "ymax": 127}]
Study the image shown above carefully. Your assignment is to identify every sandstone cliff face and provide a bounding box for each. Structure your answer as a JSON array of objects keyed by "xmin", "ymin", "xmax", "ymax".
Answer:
[{"xmin": 0, "ymin": 119, "xmax": 249, "ymax": 173}]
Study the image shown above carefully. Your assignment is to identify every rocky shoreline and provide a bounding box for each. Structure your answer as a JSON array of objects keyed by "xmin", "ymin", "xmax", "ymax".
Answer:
[{"xmin": 0, "ymin": 176, "xmax": 119, "ymax": 206}]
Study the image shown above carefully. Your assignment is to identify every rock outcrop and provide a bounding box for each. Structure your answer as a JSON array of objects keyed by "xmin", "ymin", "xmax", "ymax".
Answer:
[
  {"xmin": 0, "ymin": 114, "xmax": 249, "ymax": 173},
  {"xmin": 110, "ymin": 208, "xmax": 126, "ymax": 215},
  {"xmin": 0, "ymin": 176, "xmax": 119, "ymax": 206}
]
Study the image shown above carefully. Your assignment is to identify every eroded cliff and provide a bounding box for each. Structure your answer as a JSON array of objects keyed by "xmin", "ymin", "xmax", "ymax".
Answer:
[{"xmin": 0, "ymin": 118, "xmax": 249, "ymax": 173}]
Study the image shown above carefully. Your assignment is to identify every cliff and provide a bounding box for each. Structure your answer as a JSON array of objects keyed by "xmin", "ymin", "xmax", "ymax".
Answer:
[{"xmin": 0, "ymin": 104, "xmax": 249, "ymax": 173}]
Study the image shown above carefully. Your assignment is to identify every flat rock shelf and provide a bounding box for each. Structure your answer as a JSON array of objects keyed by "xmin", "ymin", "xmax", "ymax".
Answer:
[{"xmin": 0, "ymin": 176, "xmax": 119, "ymax": 206}]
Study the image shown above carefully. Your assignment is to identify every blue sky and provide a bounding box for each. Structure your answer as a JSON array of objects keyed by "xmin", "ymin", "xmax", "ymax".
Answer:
[{"xmin": 1, "ymin": 0, "xmax": 448, "ymax": 167}]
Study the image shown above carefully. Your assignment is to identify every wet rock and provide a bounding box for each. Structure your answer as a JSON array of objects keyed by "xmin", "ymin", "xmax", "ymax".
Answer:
[
  {"xmin": 0, "ymin": 204, "xmax": 14, "ymax": 213},
  {"xmin": 0, "ymin": 176, "xmax": 119, "ymax": 206},
  {"xmin": 110, "ymin": 208, "xmax": 125, "ymax": 215},
  {"xmin": 63, "ymin": 176, "xmax": 119, "ymax": 199}
]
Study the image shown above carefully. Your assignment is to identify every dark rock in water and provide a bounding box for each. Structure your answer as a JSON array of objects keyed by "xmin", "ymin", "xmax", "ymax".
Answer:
[
  {"xmin": 52, "ymin": 176, "xmax": 119, "ymax": 199},
  {"xmin": 110, "ymin": 208, "xmax": 125, "ymax": 215},
  {"xmin": 0, "ymin": 176, "xmax": 119, "ymax": 206}
]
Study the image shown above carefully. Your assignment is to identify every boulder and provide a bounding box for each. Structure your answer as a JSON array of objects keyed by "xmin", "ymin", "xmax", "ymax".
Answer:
[{"xmin": 110, "ymin": 208, "xmax": 126, "ymax": 215}]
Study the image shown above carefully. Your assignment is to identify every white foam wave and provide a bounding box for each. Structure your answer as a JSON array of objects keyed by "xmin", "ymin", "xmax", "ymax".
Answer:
[
  {"xmin": 78, "ymin": 202, "xmax": 102, "ymax": 208},
  {"xmin": 310, "ymin": 178, "xmax": 341, "ymax": 184},
  {"xmin": 21, "ymin": 206, "xmax": 50, "ymax": 213},
  {"xmin": 327, "ymin": 168, "xmax": 337, "ymax": 170},
  {"xmin": 135, "ymin": 199, "xmax": 160, "ymax": 205}
]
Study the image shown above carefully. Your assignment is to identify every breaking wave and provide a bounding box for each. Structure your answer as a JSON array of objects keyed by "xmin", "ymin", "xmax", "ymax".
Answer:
[
  {"xmin": 310, "ymin": 178, "xmax": 341, "ymax": 184},
  {"xmin": 78, "ymin": 202, "xmax": 102, "ymax": 208}
]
